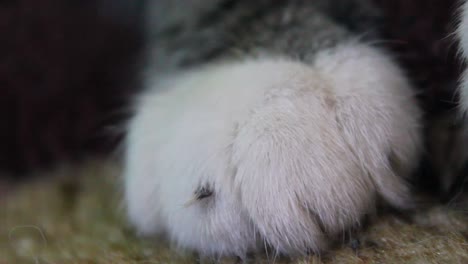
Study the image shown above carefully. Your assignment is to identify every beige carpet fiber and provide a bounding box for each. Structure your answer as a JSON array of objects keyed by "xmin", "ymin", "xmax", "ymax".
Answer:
[{"xmin": 1, "ymin": 160, "xmax": 467, "ymax": 263}]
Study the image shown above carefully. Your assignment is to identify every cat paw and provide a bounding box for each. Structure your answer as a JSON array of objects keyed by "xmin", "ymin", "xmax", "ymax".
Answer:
[{"xmin": 124, "ymin": 42, "xmax": 422, "ymax": 257}]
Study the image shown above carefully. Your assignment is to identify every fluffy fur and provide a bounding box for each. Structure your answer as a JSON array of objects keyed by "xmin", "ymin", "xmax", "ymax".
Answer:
[
  {"xmin": 121, "ymin": 0, "xmax": 468, "ymax": 257},
  {"xmin": 125, "ymin": 39, "xmax": 422, "ymax": 256},
  {"xmin": 459, "ymin": 0, "xmax": 468, "ymax": 111}
]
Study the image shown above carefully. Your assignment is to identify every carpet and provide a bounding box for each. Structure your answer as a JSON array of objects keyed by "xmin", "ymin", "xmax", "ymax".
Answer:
[{"xmin": 1, "ymin": 160, "xmax": 467, "ymax": 263}]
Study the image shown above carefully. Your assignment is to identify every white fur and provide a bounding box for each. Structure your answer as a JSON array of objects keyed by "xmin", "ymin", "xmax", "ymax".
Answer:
[
  {"xmin": 459, "ymin": 0, "xmax": 468, "ymax": 111},
  {"xmin": 124, "ymin": 42, "xmax": 422, "ymax": 257}
]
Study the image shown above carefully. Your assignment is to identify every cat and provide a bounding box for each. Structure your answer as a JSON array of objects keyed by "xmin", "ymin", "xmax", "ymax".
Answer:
[
  {"xmin": 121, "ymin": 0, "xmax": 461, "ymax": 257},
  {"xmin": 459, "ymin": 0, "xmax": 468, "ymax": 112}
]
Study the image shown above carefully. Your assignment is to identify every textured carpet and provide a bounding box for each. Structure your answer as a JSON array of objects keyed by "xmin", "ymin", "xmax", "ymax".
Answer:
[{"xmin": 1, "ymin": 160, "xmax": 467, "ymax": 263}]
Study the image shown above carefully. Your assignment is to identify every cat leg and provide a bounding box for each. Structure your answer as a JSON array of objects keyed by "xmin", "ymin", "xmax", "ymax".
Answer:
[{"xmin": 124, "ymin": 42, "xmax": 422, "ymax": 256}]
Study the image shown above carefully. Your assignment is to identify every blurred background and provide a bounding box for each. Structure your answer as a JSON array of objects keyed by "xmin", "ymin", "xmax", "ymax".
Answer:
[
  {"xmin": 0, "ymin": 0, "xmax": 143, "ymax": 176},
  {"xmin": 0, "ymin": 0, "xmax": 465, "ymax": 196}
]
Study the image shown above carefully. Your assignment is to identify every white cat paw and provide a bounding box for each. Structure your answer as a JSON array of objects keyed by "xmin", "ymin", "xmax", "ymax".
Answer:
[{"xmin": 124, "ymin": 42, "xmax": 422, "ymax": 257}]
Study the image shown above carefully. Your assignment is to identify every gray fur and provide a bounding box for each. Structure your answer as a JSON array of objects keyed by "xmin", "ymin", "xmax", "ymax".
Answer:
[{"xmin": 144, "ymin": 0, "xmax": 383, "ymax": 72}]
